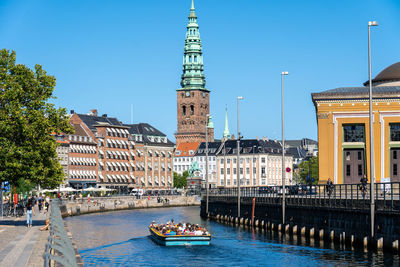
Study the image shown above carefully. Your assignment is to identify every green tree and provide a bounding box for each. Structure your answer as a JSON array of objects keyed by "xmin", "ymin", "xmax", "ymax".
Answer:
[
  {"xmin": 0, "ymin": 49, "xmax": 72, "ymax": 189},
  {"xmin": 298, "ymin": 156, "xmax": 319, "ymax": 184},
  {"xmin": 173, "ymin": 171, "xmax": 188, "ymax": 188}
]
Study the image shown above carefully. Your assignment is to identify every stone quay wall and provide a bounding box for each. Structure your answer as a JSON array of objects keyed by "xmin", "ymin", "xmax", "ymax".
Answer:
[
  {"xmin": 201, "ymin": 197, "xmax": 400, "ymax": 253},
  {"xmin": 59, "ymin": 195, "xmax": 200, "ymax": 217}
]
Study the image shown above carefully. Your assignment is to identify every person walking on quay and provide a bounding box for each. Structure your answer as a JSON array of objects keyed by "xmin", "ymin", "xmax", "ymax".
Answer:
[
  {"xmin": 26, "ymin": 199, "xmax": 35, "ymax": 227},
  {"xmin": 38, "ymin": 195, "xmax": 43, "ymax": 213},
  {"xmin": 326, "ymin": 178, "xmax": 334, "ymax": 197},
  {"xmin": 44, "ymin": 196, "xmax": 50, "ymax": 214},
  {"xmin": 360, "ymin": 175, "xmax": 368, "ymax": 198}
]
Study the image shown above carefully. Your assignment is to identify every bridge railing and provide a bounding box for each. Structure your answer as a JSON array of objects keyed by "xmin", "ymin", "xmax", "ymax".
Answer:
[
  {"xmin": 203, "ymin": 183, "xmax": 400, "ymax": 212},
  {"xmin": 43, "ymin": 199, "xmax": 79, "ymax": 267}
]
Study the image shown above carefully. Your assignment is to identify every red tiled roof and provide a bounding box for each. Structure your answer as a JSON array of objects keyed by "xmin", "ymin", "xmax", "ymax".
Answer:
[{"xmin": 174, "ymin": 142, "xmax": 200, "ymax": 157}]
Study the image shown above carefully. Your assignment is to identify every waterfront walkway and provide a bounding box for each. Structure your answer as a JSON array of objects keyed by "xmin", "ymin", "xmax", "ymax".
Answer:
[{"xmin": 0, "ymin": 208, "xmax": 49, "ymax": 267}]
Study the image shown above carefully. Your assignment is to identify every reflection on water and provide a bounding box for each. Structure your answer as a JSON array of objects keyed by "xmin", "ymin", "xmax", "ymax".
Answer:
[{"xmin": 65, "ymin": 207, "xmax": 399, "ymax": 267}]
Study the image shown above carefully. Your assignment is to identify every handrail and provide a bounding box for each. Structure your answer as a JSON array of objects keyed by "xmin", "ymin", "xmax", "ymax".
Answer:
[
  {"xmin": 202, "ymin": 182, "xmax": 400, "ymax": 213},
  {"xmin": 43, "ymin": 199, "xmax": 79, "ymax": 267}
]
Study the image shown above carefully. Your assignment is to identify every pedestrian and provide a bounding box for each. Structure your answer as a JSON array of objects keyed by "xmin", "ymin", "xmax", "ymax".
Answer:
[
  {"xmin": 38, "ymin": 196, "xmax": 43, "ymax": 212},
  {"xmin": 26, "ymin": 199, "xmax": 35, "ymax": 227}
]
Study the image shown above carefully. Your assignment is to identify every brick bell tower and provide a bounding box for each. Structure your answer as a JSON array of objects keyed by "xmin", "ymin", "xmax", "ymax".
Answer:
[{"xmin": 175, "ymin": 0, "xmax": 214, "ymax": 146}]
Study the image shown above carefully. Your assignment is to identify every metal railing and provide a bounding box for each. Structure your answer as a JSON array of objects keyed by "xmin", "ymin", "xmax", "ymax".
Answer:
[
  {"xmin": 203, "ymin": 183, "xmax": 400, "ymax": 212},
  {"xmin": 43, "ymin": 199, "xmax": 79, "ymax": 267}
]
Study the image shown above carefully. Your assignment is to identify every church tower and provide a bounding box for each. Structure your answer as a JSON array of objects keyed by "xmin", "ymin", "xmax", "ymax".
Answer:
[{"xmin": 175, "ymin": 0, "xmax": 213, "ymax": 146}]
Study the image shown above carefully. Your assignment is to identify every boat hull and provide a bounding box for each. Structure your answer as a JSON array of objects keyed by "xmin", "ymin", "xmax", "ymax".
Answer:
[{"xmin": 149, "ymin": 227, "xmax": 211, "ymax": 246}]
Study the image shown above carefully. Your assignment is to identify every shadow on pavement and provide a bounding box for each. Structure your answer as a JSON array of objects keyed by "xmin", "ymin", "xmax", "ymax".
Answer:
[{"xmin": 0, "ymin": 219, "xmax": 47, "ymax": 226}]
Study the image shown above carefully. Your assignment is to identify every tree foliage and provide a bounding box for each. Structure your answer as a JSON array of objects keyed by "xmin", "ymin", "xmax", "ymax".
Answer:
[
  {"xmin": 0, "ymin": 49, "xmax": 72, "ymax": 189},
  {"xmin": 173, "ymin": 171, "xmax": 188, "ymax": 189},
  {"xmin": 298, "ymin": 156, "xmax": 319, "ymax": 184}
]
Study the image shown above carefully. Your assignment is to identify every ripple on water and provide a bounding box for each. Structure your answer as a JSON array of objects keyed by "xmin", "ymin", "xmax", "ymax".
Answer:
[{"xmin": 65, "ymin": 207, "xmax": 399, "ymax": 267}]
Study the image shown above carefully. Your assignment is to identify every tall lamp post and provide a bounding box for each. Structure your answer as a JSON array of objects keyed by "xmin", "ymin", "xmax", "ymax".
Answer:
[
  {"xmin": 368, "ymin": 20, "xmax": 378, "ymax": 239},
  {"xmin": 281, "ymin": 71, "xmax": 289, "ymax": 225},
  {"xmin": 237, "ymin": 96, "xmax": 243, "ymax": 217},
  {"xmin": 205, "ymin": 114, "xmax": 210, "ymax": 215}
]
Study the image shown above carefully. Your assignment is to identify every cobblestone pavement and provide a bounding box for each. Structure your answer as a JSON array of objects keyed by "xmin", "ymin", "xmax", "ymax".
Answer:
[{"xmin": 0, "ymin": 206, "xmax": 49, "ymax": 267}]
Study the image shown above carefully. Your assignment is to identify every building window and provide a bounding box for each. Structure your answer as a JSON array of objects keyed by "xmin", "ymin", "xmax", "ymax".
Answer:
[
  {"xmin": 190, "ymin": 105, "xmax": 194, "ymax": 115},
  {"xmin": 343, "ymin": 124, "xmax": 365, "ymax": 142},
  {"xmin": 194, "ymin": 56, "xmax": 197, "ymax": 62},
  {"xmin": 358, "ymin": 164, "xmax": 362, "ymax": 176},
  {"xmin": 394, "ymin": 164, "xmax": 398, "ymax": 176},
  {"xmin": 233, "ymin": 168, "xmax": 236, "ymax": 175},
  {"xmin": 240, "ymin": 168, "xmax": 243, "ymax": 175},
  {"xmin": 261, "ymin": 167, "xmax": 265, "ymax": 175},
  {"xmin": 221, "ymin": 168, "xmax": 224, "ymax": 175},
  {"xmin": 246, "ymin": 168, "xmax": 249, "ymax": 174},
  {"xmin": 227, "ymin": 168, "xmax": 230, "ymax": 175},
  {"xmin": 253, "ymin": 167, "xmax": 256, "ymax": 174},
  {"xmin": 261, "ymin": 157, "xmax": 265, "ymax": 163},
  {"xmin": 390, "ymin": 124, "xmax": 400, "ymax": 141},
  {"xmin": 227, "ymin": 159, "xmax": 230, "ymax": 164},
  {"xmin": 394, "ymin": 151, "xmax": 398, "ymax": 160},
  {"xmin": 233, "ymin": 159, "xmax": 236, "ymax": 164},
  {"xmin": 182, "ymin": 106, "xmax": 186, "ymax": 116},
  {"xmin": 346, "ymin": 165, "xmax": 351, "ymax": 176},
  {"xmin": 358, "ymin": 151, "xmax": 362, "ymax": 160}
]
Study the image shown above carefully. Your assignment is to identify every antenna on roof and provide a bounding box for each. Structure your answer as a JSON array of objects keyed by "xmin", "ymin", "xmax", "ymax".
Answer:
[{"xmin": 131, "ymin": 104, "xmax": 133, "ymax": 124}]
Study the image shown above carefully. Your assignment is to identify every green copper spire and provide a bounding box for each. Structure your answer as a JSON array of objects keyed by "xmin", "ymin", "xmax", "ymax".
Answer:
[
  {"xmin": 207, "ymin": 115, "xmax": 214, "ymax": 129},
  {"xmin": 180, "ymin": 0, "xmax": 207, "ymax": 91},
  {"xmin": 223, "ymin": 107, "xmax": 230, "ymax": 139}
]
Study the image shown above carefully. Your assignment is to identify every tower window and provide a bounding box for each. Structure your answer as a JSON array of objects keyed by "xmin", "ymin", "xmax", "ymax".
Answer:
[
  {"xmin": 189, "ymin": 56, "xmax": 192, "ymax": 62},
  {"xmin": 193, "ymin": 29, "xmax": 196, "ymax": 35},
  {"xmin": 190, "ymin": 105, "xmax": 194, "ymax": 115},
  {"xmin": 182, "ymin": 106, "xmax": 186, "ymax": 116},
  {"xmin": 194, "ymin": 56, "xmax": 197, "ymax": 62}
]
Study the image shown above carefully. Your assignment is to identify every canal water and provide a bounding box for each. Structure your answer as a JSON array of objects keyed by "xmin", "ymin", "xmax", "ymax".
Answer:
[{"xmin": 65, "ymin": 206, "xmax": 399, "ymax": 266}]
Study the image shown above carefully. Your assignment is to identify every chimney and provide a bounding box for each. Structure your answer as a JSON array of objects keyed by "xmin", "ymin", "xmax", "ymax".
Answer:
[
  {"xmin": 90, "ymin": 109, "xmax": 98, "ymax": 116},
  {"xmin": 102, "ymin": 114, "xmax": 107, "ymax": 117},
  {"xmin": 70, "ymin": 110, "xmax": 75, "ymax": 114}
]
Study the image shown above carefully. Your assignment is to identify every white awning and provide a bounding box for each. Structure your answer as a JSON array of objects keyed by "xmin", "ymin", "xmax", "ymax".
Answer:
[
  {"xmin": 111, "ymin": 128, "xmax": 117, "ymax": 133},
  {"xmin": 124, "ymin": 151, "xmax": 129, "ymax": 157},
  {"xmin": 99, "ymin": 174, "xmax": 104, "ymax": 179},
  {"xmin": 124, "ymin": 129, "xmax": 130, "ymax": 135},
  {"xmin": 111, "ymin": 174, "xmax": 116, "ymax": 180},
  {"xmin": 107, "ymin": 139, "xmax": 111, "ymax": 145},
  {"xmin": 99, "ymin": 150, "xmax": 104, "ymax": 155},
  {"xmin": 124, "ymin": 174, "xmax": 129, "ymax": 180},
  {"xmin": 161, "ymin": 151, "xmax": 166, "ymax": 156},
  {"xmin": 130, "ymin": 174, "xmax": 135, "ymax": 179},
  {"xmin": 116, "ymin": 128, "xmax": 121, "ymax": 134},
  {"xmin": 106, "ymin": 162, "xmax": 112, "ymax": 167},
  {"xmin": 130, "ymin": 162, "xmax": 135, "ymax": 167},
  {"xmin": 136, "ymin": 162, "xmax": 140, "ymax": 168},
  {"xmin": 116, "ymin": 174, "xmax": 121, "ymax": 180},
  {"xmin": 116, "ymin": 151, "xmax": 121, "ymax": 156},
  {"xmin": 161, "ymin": 176, "xmax": 165, "ymax": 182},
  {"xmin": 116, "ymin": 162, "xmax": 121, "ymax": 167},
  {"xmin": 112, "ymin": 151, "xmax": 117, "ymax": 156},
  {"xmin": 130, "ymin": 141, "xmax": 135, "ymax": 146},
  {"xmin": 111, "ymin": 162, "xmax": 117, "ymax": 167},
  {"xmin": 116, "ymin": 139, "xmax": 121, "ymax": 145},
  {"xmin": 111, "ymin": 139, "xmax": 117, "ymax": 145},
  {"xmin": 130, "ymin": 151, "xmax": 135, "ymax": 157},
  {"xmin": 141, "ymin": 177, "xmax": 145, "ymax": 183},
  {"xmin": 168, "ymin": 151, "xmax": 172, "ymax": 155},
  {"xmin": 155, "ymin": 151, "xmax": 159, "ymax": 155},
  {"xmin": 107, "ymin": 128, "xmax": 111, "ymax": 133}
]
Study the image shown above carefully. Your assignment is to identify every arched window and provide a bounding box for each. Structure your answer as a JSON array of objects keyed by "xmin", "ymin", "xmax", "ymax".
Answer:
[
  {"xmin": 190, "ymin": 29, "xmax": 192, "ymax": 35},
  {"xmin": 182, "ymin": 106, "xmax": 186, "ymax": 116},
  {"xmin": 194, "ymin": 56, "xmax": 197, "ymax": 62},
  {"xmin": 189, "ymin": 56, "xmax": 192, "ymax": 62},
  {"xmin": 193, "ymin": 29, "xmax": 196, "ymax": 35},
  {"xmin": 190, "ymin": 105, "xmax": 194, "ymax": 115}
]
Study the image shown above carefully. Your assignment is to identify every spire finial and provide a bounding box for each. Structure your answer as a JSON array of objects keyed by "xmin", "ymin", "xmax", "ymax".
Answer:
[
  {"xmin": 223, "ymin": 106, "xmax": 230, "ymax": 139},
  {"xmin": 191, "ymin": 0, "xmax": 195, "ymax": 11}
]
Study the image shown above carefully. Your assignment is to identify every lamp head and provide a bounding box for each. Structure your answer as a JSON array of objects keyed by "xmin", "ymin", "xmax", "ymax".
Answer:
[
  {"xmin": 368, "ymin": 21, "xmax": 378, "ymax": 26},
  {"xmin": 237, "ymin": 96, "xmax": 243, "ymax": 100},
  {"xmin": 281, "ymin": 71, "xmax": 289, "ymax": 75}
]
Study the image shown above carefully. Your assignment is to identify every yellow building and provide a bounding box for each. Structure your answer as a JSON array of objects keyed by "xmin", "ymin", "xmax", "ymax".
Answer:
[{"xmin": 312, "ymin": 62, "xmax": 400, "ymax": 184}]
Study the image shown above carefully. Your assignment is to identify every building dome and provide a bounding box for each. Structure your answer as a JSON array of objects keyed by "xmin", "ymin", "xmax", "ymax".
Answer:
[{"xmin": 365, "ymin": 62, "xmax": 400, "ymax": 86}]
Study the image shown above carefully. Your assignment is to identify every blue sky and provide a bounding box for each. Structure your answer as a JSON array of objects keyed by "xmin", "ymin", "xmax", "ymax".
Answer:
[{"xmin": 1, "ymin": 0, "xmax": 399, "ymax": 141}]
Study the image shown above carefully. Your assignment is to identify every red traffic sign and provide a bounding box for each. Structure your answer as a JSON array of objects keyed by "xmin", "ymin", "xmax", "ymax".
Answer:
[{"xmin": 286, "ymin": 167, "xmax": 291, "ymax": 173}]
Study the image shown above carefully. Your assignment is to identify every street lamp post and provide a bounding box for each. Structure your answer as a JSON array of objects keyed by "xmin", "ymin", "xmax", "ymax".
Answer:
[
  {"xmin": 205, "ymin": 114, "xmax": 210, "ymax": 215},
  {"xmin": 237, "ymin": 96, "xmax": 243, "ymax": 218},
  {"xmin": 368, "ymin": 20, "xmax": 378, "ymax": 239},
  {"xmin": 281, "ymin": 71, "xmax": 289, "ymax": 225}
]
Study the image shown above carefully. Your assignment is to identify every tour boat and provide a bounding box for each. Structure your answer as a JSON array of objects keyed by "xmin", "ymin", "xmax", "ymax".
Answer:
[{"xmin": 149, "ymin": 227, "xmax": 211, "ymax": 246}]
